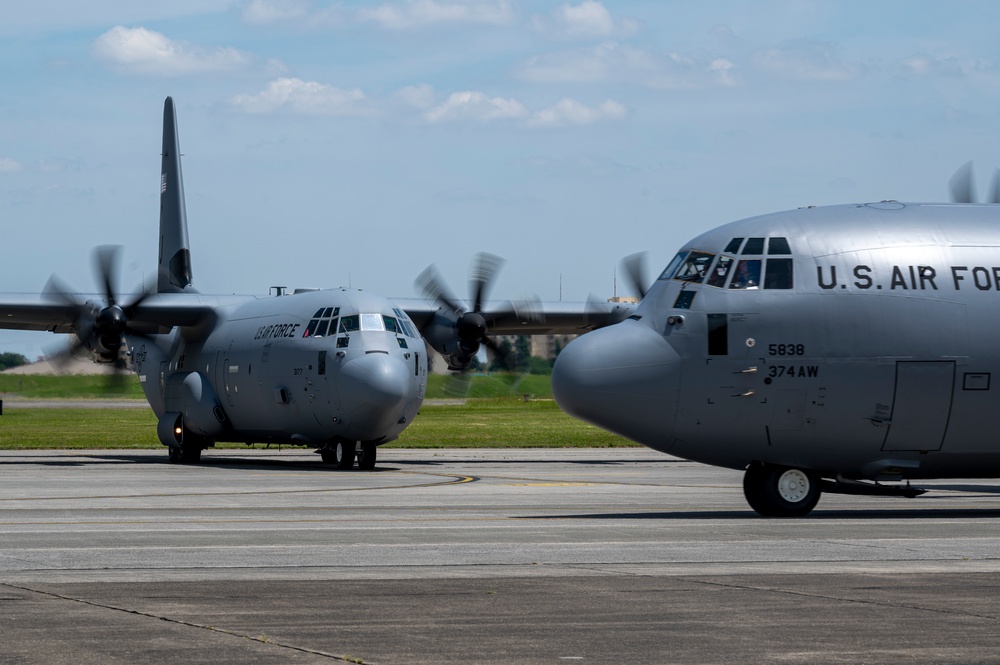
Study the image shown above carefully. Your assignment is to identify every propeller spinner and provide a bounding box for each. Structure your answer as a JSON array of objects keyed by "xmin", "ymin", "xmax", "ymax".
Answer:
[
  {"xmin": 415, "ymin": 253, "xmax": 512, "ymax": 371},
  {"xmin": 44, "ymin": 245, "xmax": 152, "ymax": 382}
]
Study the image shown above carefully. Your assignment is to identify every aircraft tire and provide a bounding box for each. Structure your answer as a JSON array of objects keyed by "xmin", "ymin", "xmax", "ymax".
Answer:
[
  {"xmin": 180, "ymin": 445, "xmax": 202, "ymax": 464},
  {"xmin": 334, "ymin": 441, "xmax": 355, "ymax": 470},
  {"xmin": 743, "ymin": 463, "xmax": 820, "ymax": 517},
  {"xmin": 357, "ymin": 443, "xmax": 377, "ymax": 470},
  {"xmin": 168, "ymin": 447, "xmax": 182, "ymax": 463}
]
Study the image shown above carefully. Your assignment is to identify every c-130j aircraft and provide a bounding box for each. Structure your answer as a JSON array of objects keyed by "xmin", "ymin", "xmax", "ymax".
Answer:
[
  {"xmin": 0, "ymin": 98, "xmax": 631, "ymax": 470},
  {"xmin": 4, "ymin": 98, "xmax": 998, "ymax": 517},
  {"xmin": 553, "ymin": 170, "xmax": 1000, "ymax": 516}
]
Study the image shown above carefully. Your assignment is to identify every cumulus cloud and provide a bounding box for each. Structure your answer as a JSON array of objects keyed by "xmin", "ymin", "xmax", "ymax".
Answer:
[
  {"xmin": 518, "ymin": 42, "xmax": 736, "ymax": 89},
  {"xmin": 528, "ymin": 98, "xmax": 625, "ymax": 127},
  {"xmin": 535, "ymin": 1, "xmax": 637, "ymax": 39},
  {"xmin": 92, "ymin": 26, "xmax": 252, "ymax": 75},
  {"xmin": 751, "ymin": 41, "xmax": 861, "ymax": 81},
  {"xmin": 230, "ymin": 78, "xmax": 370, "ymax": 115},
  {"xmin": 0, "ymin": 157, "xmax": 23, "ymax": 173},
  {"xmin": 394, "ymin": 84, "xmax": 436, "ymax": 109},
  {"xmin": 425, "ymin": 91, "xmax": 528, "ymax": 123},
  {"xmin": 241, "ymin": 0, "xmax": 310, "ymax": 24},
  {"xmin": 357, "ymin": 0, "xmax": 512, "ymax": 30}
]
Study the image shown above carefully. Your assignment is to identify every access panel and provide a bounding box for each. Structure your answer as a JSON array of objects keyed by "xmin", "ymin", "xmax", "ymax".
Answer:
[{"xmin": 881, "ymin": 361, "xmax": 955, "ymax": 452}]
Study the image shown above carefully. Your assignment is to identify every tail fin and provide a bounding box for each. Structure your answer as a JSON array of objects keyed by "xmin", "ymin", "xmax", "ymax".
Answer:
[{"xmin": 157, "ymin": 96, "xmax": 195, "ymax": 293}]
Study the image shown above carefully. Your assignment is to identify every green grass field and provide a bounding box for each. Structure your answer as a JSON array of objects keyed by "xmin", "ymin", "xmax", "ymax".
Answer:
[
  {"xmin": 0, "ymin": 373, "xmax": 551, "ymax": 400},
  {"xmin": 0, "ymin": 373, "xmax": 633, "ymax": 450},
  {"xmin": 0, "ymin": 400, "xmax": 631, "ymax": 450}
]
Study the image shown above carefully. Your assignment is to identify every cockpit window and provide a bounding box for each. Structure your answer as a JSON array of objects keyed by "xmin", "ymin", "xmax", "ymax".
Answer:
[
  {"xmin": 724, "ymin": 238, "xmax": 743, "ymax": 254},
  {"xmin": 674, "ymin": 251, "xmax": 715, "ymax": 283},
  {"xmin": 339, "ymin": 315, "xmax": 360, "ymax": 333},
  {"xmin": 768, "ymin": 237, "xmax": 791, "ymax": 255},
  {"xmin": 742, "ymin": 237, "xmax": 765, "ymax": 255},
  {"xmin": 303, "ymin": 306, "xmax": 340, "ymax": 337},
  {"xmin": 764, "ymin": 258, "xmax": 794, "ymax": 289},
  {"xmin": 360, "ymin": 313, "xmax": 385, "ymax": 331},
  {"xmin": 659, "ymin": 251, "xmax": 687, "ymax": 280},
  {"xmin": 393, "ymin": 308, "xmax": 417, "ymax": 337},
  {"xmin": 383, "ymin": 315, "xmax": 399, "ymax": 333},
  {"xmin": 706, "ymin": 255, "xmax": 734, "ymax": 288},
  {"xmin": 673, "ymin": 290, "xmax": 696, "ymax": 309},
  {"xmin": 729, "ymin": 259, "xmax": 761, "ymax": 289}
]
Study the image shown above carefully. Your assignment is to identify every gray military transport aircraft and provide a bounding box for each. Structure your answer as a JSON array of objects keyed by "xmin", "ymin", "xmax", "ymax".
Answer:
[
  {"xmin": 552, "ymin": 171, "xmax": 1000, "ymax": 516},
  {"xmin": 0, "ymin": 97, "xmax": 630, "ymax": 469}
]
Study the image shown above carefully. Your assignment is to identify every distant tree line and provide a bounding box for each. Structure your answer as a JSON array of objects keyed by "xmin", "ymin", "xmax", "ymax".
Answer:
[{"xmin": 0, "ymin": 352, "xmax": 29, "ymax": 371}]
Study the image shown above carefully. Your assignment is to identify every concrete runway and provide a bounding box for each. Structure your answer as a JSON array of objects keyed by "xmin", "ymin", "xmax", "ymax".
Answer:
[{"xmin": 2, "ymin": 447, "xmax": 1000, "ymax": 664}]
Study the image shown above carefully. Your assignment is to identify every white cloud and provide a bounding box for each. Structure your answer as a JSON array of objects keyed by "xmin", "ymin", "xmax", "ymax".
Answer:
[
  {"xmin": 528, "ymin": 98, "xmax": 625, "ymax": 127},
  {"xmin": 230, "ymin": 78, "xmax": 370, "ymax": 115},
  {"xmin": 536, "ymin": 1, "xmax": 638, "ymax": 39},
  {"xmin": 425, "ymin": 91, "xmax": 528, "ymax": 123},
  {"xmin": 0, "ymin": 157, "xmax": 23, "ymax": 173},
  {"xmin": 357, "ymin": 0, "xmax": 512, "ymax": 30},
  {"xmin": 517, "ymin": 42, "xmax": 733, "ymax": 89},
  {"xmin": 751, "ymin": 41, "xmax": 860, "ymax": 82},
  {"xmin": 559, "ymin": 1, "xmax": 614, "ymax": 37},
  {"xmin": 92, "ymin": 26, "xmax": 252, "ymax": 75},
  {"xmin": 395, "ymin": 84, "xmax": 436, "ymax": 109},
  {"xmin": 709, "ymin": 58, "xmax": 736, "ymax": 87},
  {"xmin": 241, "ymin": 0, "xmax": 310, "ymax": 25}
]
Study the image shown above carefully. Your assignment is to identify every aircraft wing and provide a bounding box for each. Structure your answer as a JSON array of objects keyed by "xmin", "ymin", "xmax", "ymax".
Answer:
[
  {"xmin": 0, "ymin": 294, "xmax": 78, "ymax": 332},
  {"xmin": 0, "ymin": 292, "xmax": 218, "ymax": 334},
  {"xmin": 392, "ymin": 297, "xmax": 635, "ymax": 335}
]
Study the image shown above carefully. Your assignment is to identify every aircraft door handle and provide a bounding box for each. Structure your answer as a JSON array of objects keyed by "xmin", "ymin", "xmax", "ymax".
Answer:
[
  {"xmin": 732, "ymin": 390, "xmax": 755, "ymax": 397},
  {"xmin": 736, "ymin": 367, "xmax": 757, "ymax": 374}
]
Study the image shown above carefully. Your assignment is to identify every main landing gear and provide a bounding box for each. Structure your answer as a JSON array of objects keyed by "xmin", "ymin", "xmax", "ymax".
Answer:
[
  {"xmin": 743, "ymin": 462, "xmax": 821, "ymax": 517},
  {"xmin": 167, "ymin": 445, "xmax": 202, "ymax": 464},
  {"xmin": 320, "ymin": 441, "xmax": 377, "ymax": 470}
]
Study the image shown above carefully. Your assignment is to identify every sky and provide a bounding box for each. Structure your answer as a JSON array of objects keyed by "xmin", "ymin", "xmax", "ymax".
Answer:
[{"xmin": 3, "ymin": 0, "xmax": 1000, "ymax": 360}]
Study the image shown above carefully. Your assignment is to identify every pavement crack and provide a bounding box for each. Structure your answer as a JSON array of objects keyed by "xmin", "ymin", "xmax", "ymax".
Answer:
[
  {"xmin": 682, "ymin": 577, "xmax": 1000, "ymax": 621},
  {"xmin": 0, "ymin": 582, "xmax": 372, "ymax": 663}
]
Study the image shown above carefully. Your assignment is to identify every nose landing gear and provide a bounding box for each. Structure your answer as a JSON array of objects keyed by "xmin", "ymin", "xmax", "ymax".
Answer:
[
  {"xmin": 743, "ymin": 462, "xmax": 821, "ymax": 517},
  {"xmin": 320, "ymin": 440, "xmax": 378, "ymax": 470}
]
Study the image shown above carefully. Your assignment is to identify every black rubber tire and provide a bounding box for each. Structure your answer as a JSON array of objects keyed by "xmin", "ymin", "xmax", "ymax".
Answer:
[
  {"xmin": 356, "ymin": 443, "xmax": 377, "ymax": 471},
  {"xmin": 179, "ymin": 445, "xmax": 202, "ymax": 464},
  {"xmin": 743, "ymin": 463, "xmax": 821, "ymax": 517},
  {"xmin": 335, "ymin": 441, "xmax": 355, "ymax": 470}
]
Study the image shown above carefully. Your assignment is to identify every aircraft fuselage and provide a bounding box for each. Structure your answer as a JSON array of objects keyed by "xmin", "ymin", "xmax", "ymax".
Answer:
[
  {"xmin": 133, "ymin": 288, "xmax": 426, "ymax": 452},
  {"xmin": 554, "ymin": 202, "xmax": 1000, "ymax": 513}
]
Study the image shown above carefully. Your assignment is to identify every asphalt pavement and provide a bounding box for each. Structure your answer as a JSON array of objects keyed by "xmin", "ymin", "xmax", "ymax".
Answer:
[{"xmin": 1, "ymin": 448, "xmax": 999, "ymax": 664}]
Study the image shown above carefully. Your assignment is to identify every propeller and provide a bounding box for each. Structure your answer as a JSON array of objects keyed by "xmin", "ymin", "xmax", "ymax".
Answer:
[
  {"xmin": 44, "ymin": 245, "xmax": 153, "ymax": 387},
  {"xmin": 949, "ymin": 161, "xmax": 1000, "ymax": 204},
  {"xmin": 620, "ymin": 252, "xmax": 649, "ymax": 300},
  {"xmin": 415, "ymin": 253, "xmax": 515, "ymax": 371}
]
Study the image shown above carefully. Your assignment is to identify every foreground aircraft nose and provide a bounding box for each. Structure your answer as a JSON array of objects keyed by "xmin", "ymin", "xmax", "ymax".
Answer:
[
  {"xmin": 339, "ymin": 353, "xmax": 412, "ymax": 439},
  {"xmin": 552, "ymin": 321, "xmax": 681, "ymax": 451}
]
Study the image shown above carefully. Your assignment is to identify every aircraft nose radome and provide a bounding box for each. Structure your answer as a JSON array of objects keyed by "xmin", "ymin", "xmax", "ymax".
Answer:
[
  {"xmin": 340, "ymin": 354, "xmax": 411, "ymax": 437},
  {"xmin": 552, "ymin": 321, "xmax": 681, "ymax": 450}
]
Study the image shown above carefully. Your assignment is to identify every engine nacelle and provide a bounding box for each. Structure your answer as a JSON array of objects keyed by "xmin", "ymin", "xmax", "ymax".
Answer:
[
  {"xmin": 163, "ymin": 371, "xmax": 227, "ymax": 438},
  {"xmin": 420, "ymin": 313, "xmax": 479, "ymax": 370}
]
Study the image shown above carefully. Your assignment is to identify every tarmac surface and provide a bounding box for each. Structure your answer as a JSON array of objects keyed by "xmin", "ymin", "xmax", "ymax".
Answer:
[{"xmin": 2, "ymin": 447, "xmax": 1000, "ymax": 664}]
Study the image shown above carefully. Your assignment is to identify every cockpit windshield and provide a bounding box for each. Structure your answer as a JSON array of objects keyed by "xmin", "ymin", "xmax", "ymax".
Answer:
[
  {"xmin": 659, "ymin": 251, "xmax": 687, "ymax": 280},
  {"xmin": 674, "ymin": 251, "xmax": 715, "ymax": 283}
]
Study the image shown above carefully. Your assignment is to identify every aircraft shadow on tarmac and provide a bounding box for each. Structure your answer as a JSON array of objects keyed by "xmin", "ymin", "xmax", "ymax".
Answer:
[
  {"xmin": 0, "ymin": 452, "xmax": 403, "ymax": 473},
  {"xmin": 524, "ymin": 504, "xmax": 1000, "ymax": 520}
]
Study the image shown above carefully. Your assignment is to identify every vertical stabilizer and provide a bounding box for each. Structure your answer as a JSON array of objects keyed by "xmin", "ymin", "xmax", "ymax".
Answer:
[{"xmin": 158, "ymin": 97, "xmax": 194, "ymax": 293}]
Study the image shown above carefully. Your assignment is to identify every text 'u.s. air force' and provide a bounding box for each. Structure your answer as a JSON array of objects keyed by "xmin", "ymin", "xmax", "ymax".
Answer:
[{"xmin": 816, "ymin": 264, "xmax": 1000, "ymax": 291}]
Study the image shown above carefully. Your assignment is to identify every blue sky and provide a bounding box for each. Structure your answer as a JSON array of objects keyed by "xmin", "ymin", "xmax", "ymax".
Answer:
[{"xmin": 3, "ymin": 0, "xmax": 1000, "ymax": 359}]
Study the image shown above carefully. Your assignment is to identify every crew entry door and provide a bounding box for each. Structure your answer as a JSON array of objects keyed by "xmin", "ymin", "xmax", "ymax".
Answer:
[{"xmin": 881, "ymin": 361, "xmax": 955, "ymax": 452}]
